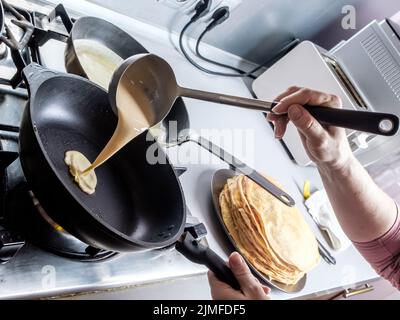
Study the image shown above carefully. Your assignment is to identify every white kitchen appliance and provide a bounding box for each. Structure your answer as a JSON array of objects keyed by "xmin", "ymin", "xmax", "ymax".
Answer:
[{"xmin": 253, "ymin": 17, "xmax": 400, "ymax": 167}]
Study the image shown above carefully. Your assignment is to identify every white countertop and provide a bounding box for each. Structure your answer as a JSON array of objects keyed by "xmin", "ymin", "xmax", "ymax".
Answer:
[{"xmin": 16, "ymin": 0, "xmax": 379, "ymax": 299}]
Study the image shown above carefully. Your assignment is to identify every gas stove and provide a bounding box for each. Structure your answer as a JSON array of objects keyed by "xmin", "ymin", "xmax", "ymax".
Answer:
[
  {"xmin": 0, "ymin": 0, "xmax": 220, "ymax": 300},
  {"xmin": 0, "ymin": 2, "xmax": 124, "ymax": 263},
  {"xmin": 0, "ymin": 1, "xmax": 194, "ymax": 265}
]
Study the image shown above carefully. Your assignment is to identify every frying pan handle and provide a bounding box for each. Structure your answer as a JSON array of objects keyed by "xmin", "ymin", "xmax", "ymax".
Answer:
[
  {"xmin": 22, "ymin": 63, "xmax": 58, "ymax": 97},
  {"xmin": 203, "ymin": 247, "xmax": 241, "ymax": 291},
  {"xmin": 176, "ymin": 234, "xmax": 240, "ymax": 290}
]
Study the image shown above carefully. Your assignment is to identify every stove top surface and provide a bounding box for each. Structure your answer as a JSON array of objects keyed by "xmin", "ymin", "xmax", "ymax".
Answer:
[{"xmin": 0, "ymin": 1, "xmax": 208, "ymax": 300}]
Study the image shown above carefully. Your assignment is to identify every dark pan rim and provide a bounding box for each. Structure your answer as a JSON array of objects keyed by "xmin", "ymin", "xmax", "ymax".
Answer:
[
  {"xmin": 0, "ymin": 1, "xmax": 4, "ymax": 35},
  {"xmin": 70, "ymin": 16, "xmax": 138, "ymax": 42},
  {"xmin": 68, "ymin": 16, "xmax": 147, "ymax": 80},
  {"xmin": 28, "ymin": 73, "xmax": 186, "ymax": 249}
]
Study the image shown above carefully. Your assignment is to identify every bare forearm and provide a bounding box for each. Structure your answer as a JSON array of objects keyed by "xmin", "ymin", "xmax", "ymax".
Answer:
[
  {"xmin": 318, "ymin": 156, "xmax": 397, "ymax": 243},
  {"xmin": 269, "ymin": 87, "xmax": 400, "ymax": 289}
]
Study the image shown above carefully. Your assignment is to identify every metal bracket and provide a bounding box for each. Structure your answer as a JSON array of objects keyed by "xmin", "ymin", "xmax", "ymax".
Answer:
[
  {"xmin": 387, "ymin": 18, "xmax": 400, "ymax": 42},
  {"xmin": 47, "ymin": 4, "xmax": 73, "ymax": 34},
  {"xmin": 0, "ymin": 3, "xmax": 74, "ymax": 88},
  {"xmin": 173, "ymin": 166, "xmax": 188, "ymax": 177},
  {"xmin": 1, "ymin": 1, "xmax": 34, "ymax": 51},
  {"xmin": 31, "ymin": 4, "xmax": 73, "ymax": 48},
  {"xmin": 184, "ymin": 223, "xmax": 207, "ymax": 240},
  {"xmin": 0, "ymin": 150, "xmax": 19, "ymax": 171},
  {"xmin": 30, "ymin": 11, "xmax": 69, "ymax": 48},
  {"xmin": 0, "ymin": 227, "xmax": 25, "ymax": 264},
  {"xmin": 0, "ymin": 3, "xmax": 33, "ymax": 88},
  {"xmin": 343, "ymin": 284, "xmax": 374, "ymax": 298}
]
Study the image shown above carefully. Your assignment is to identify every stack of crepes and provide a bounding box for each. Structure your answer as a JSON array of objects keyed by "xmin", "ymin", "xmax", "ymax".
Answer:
[{"xmin": 219, "ymin": 175, "xmax": 320, "ymax": 285}]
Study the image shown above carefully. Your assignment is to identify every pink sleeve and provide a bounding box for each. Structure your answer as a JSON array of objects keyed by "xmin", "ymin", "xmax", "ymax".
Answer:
[{"xmin": 353, "ymin": 205, "xmax": 400, "ymax": 290}]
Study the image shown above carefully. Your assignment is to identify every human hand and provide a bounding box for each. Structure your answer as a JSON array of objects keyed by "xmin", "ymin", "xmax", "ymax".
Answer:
[
  {"xmin": 208, "ymin": 252, "xmax": 270, "ymax": 300},
  {"xmin": 267, "ymin": 87, "xmax": 353, "ymax": 171}
]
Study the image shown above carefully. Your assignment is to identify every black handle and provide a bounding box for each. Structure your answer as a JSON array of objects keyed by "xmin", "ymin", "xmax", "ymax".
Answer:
[
  {"xmin": 191, "ymin": 135, "xmax": 295, "ymax": 207},
  {"xmin": 0, "ymin": 150, "xmax": 19, "ymax": 170},
  {"xmin": 22, "ymin": 63, "xmax": 58, "ymax": 97},
  {"xmin": 203, "ymin": 247, "xmax": 241, "ymax": 291},
  {"xmin": 317, "ymin": 239, "xmax": 336, "ymax": 265},
  {"xmin": 304, "ymin": 105, "xmax": 399, "ymax": 136},
  {"xmin": 176, "ymin": 232, "xmax": 241, "ymax": 291}
]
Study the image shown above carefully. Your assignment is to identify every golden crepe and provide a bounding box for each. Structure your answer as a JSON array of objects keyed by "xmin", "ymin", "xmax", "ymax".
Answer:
[
  {"xmin": 65, "ymin": 151, "xmax": 97, "ymax": 195},
  {"xmin": 219, "ymin": 175, "xmax": 320, "ymax": 285}
]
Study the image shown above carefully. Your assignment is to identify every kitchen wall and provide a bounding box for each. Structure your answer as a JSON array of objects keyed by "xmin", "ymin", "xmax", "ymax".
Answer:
[
  {"xmin": 87, "ymin": 0, "xmax": 399, "ymax": 64},
  {"xmin": 312, "ymin": 0, "xmax": 400, "ymax": 49}
]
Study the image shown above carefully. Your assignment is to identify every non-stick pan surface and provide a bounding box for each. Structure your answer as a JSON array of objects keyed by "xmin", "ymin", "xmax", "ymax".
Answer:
[
  {"xmin": 20, "ymin": 64, "xmax": 186, "ymax": 251},
  {"xmin": 65, "ymin": 16, "xmax": 147, "ymax": 79}
]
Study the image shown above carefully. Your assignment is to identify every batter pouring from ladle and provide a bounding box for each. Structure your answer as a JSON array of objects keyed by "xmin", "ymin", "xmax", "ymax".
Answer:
[{"xmin": 65, "ymin": 69, "xmax": 154, "ymax": 195}]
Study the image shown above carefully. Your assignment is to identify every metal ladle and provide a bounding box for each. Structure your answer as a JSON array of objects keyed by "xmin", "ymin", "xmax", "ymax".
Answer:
[
  {"xmin": 149, "ymin": 97, "xmax": 296, "ymax": 207},
  {"xmin": 109, "ymin": 53, "xmax": 399, "ymax": 137},
  {"xmin": 109, "ymin": 54, "xmax": 296, "ymax": 206}
]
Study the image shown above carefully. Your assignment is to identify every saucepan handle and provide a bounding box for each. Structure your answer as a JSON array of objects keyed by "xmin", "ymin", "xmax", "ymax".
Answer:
[
  {"xmin": 22, "ymin": 63, "xmax": 59, "ymax": 98},
  {"xmin": 190, "ymin": 135, "xmax": 296, "ymax": 207}
]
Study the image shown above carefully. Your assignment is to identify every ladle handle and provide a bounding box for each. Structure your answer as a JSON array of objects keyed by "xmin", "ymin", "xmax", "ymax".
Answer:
[
  {"xmin": 292, "ymin": 104, "xmax": 399, "ymax": 137},
  {"xmin": 189, "ymin": 135, "xmax": 296, "ymax": 207},
  {"xmin": 179, "ymin": 87, "xmax": 273, "ymax": 112},
  {"xmin": 179, "ymin": 87, "xmax": 400, "ymax": 136}
]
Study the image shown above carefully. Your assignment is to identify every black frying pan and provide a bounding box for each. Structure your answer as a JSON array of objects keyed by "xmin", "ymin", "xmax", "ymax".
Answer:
[
  {"xmin": 19, "ymin": 62, "xmax": 240, "ymax": 289},
  {"xmin": 19, "ymin": 63, "xmax": 186, "ymax": 252}
]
